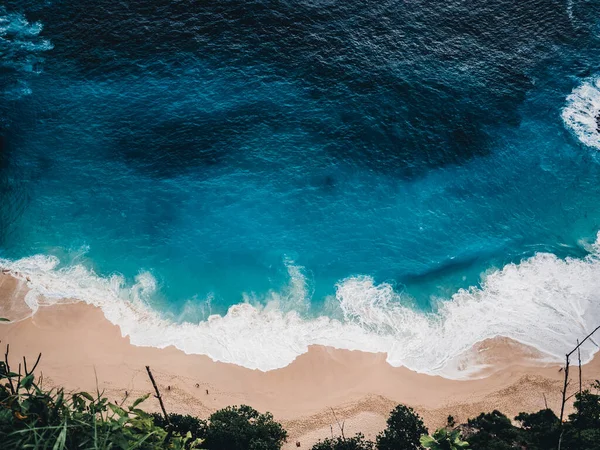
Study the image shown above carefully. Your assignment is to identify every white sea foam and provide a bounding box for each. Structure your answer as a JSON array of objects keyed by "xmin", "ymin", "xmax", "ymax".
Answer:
[
  {"xmin": 0, "ymin": 7, "xmax": 53, "ymax": 99},
  {"xmin": 2, "ymin": 236, "xmax": 600, "ymax": 379},
  {"xmin": 562, "ymin": 77, "xmax": 600, "ymax": 149}
]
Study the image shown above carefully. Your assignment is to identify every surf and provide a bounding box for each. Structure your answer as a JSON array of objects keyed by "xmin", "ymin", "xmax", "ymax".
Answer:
[
  {"xmin": 2, "ymin": 233, "xmax": 600, "ymax": 379},
  {"xmin": 562, "ymin": 77, "xmax": 600, "ymax": 149},
  {"xmin": 0, "ymin": 7, "xmax": 53, "ymax": 100}
]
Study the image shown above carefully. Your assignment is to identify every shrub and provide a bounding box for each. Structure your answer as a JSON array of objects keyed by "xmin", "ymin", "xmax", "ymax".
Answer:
[
  {"xmin": 0, "ymin": 349, "xmax": 202, "ymax": 449},
  {"xmin": 446, "ymin": 415, "xmax": 456, "ymax": 428},
  {"xmin": 6, "ymin": 344, "xmax": 600, "ymax": 450},
  {"xmin": 311, "ymin": 433, "xmax": 374, "ymax": 450},
  {"xmin": 376, "ymin": 404, "xmax": 428, "ymax": 450},
  {"xmin": 465, "ymin": 410, "xmax": 524, "ymax": 450},
  {"xmin": 561, "ymin": 388, "xmax": 600, "ymax": 450},
  {"xmin": 312, "ymin": 433, "xmax": 375, "ymax": 450},
  {"xmin": 153, "ymin": 413, "xmax": 207, "ymax": 448},
  {"xmin": 203, "ymin": 404, "xmax": 287, "ymax": 450},
  {"xmin": 569, "ymin": 389, "xmax": 600, "ymax": 430},
  {"xmin": 420, "ymin": 428, "xmax": 469, "ymax": 449},
  {"xmin": 515, "ymin": 408, "xmax": 560, "ymax": 449}
]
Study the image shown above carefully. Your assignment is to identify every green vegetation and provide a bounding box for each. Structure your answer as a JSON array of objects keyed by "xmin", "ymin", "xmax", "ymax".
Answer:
[
  {"xmin": 376, "ymin": 405, "xmax": 428, "ymax": 450},
  {"xmin": 150, "ymin": 413, "xmax": 205, "ymax": 449},
  {"xmin": 0, "ymin": 349, "xmax": 202, "ymax": 449},
  {"xmin": 2, "ymin": 346, "xmax": 600, "ymax": 449},
  {"xmin": 420, "ymin": 428, "xmax": 469, "ymax": 449},
  {"xmin": 311, "ymin": 390, "xmax": 600, "ymax": 450},
  {"xmin": 201, "ymin": 405, "xmax": 287, "ymax": 450},
  {"xmin": 311, "ymin": 433, "xmax": 374, "ymax": 450},
  {"xmin": 151, "ymin": 406, "xmax": 287, "ymax": 450}
]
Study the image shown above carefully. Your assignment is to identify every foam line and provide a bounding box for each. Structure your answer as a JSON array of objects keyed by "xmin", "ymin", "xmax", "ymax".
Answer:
[{"xmin": 2, "ymin": 236, "xmax": 600, "ymax": 379}]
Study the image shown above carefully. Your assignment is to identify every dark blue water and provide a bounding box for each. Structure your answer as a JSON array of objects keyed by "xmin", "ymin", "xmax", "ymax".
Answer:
[{"xmin": 2, "ymin": 0, "xmax": 600, "ymax": 374}]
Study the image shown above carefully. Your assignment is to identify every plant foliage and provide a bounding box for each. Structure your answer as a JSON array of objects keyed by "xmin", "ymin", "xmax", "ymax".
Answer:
[
  {"xmin": 152, "ymin": 413, "xmax": 207, "ymax": 449},
  {"xmin": 3, "ymin": 346, "xmax": 600, "ymax": 450},
  {"xmin": 0, "ymin": 352, "xmax": 203, "ymax": 449},
  {"xmin": 376, "ymin": 405, "xmax": 428, "ymax": 450},
  {"xmin": 311, "ymin": 433, "xmax": 375, "ymax": 450},
  {"xmin": 420, "ymin": 428, "xmax": 469, "ymax": 449},
  {"xmin": 202, "ymin": 404, "xmax": 287, "ymax": 450}
]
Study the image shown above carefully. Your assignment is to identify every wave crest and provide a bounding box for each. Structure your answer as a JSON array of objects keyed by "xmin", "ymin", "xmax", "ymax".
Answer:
[
  {"xmin": 0, "ymin": 7, "xmax": 53, "ymax": 100},
  {"xmin": 562, "ymin": 77, "xmax": 600, "ymax": 149}
]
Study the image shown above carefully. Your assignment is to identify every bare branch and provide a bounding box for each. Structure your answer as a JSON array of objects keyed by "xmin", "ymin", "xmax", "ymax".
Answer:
[
  {"xmin": 558, "ymin": 324, "xmax": 600, "ymax": 450},
  {"xmin": 329, "ymin": 407, "xmax": 345, "ymax": 440},
  {"xmin": 16, "ymin": 362, "xmax": 21, "ymax": 391},
  {"xmin": 145, "ymin": 366, "xmax": 170, "ymax": 426},
  {"xmin": 567, "ymin": 325, "xmax": 600, "ymax": 358},
  {"xmin": 577, "ymin": 340, "xmax": 582, "ymax": 395},
  {"xmin": 119, "ymin": 390, "xmax": 130, "ymax": 407},
  {"xmin": 26, "ymin": 353, "xmax": 42, "ymax": 377},
  {"xmin": 578, "ymin": 339, "xmax": 583, "ymax": 447},
  {"xmin": 566, "ymin": 392, "xmax": 578, "ymax": 402},
  {"xmin": 4, "ymin": 344, "xmax": 15, "ymax": 395},
  {"xmin": 559, "ymin": 353, "xmax": 570, "ymax": 425}
]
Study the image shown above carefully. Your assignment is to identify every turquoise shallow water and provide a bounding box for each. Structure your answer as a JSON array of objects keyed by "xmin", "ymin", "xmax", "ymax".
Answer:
[{"xmin": 2, "ymin": 0, "xmax": 600, "ymax": 375}]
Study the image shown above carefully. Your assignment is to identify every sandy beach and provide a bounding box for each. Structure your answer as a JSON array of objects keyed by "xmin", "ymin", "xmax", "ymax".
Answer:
[{"xmin": 0, "ymin": 273, "xmax": 597, "ymax": 449}]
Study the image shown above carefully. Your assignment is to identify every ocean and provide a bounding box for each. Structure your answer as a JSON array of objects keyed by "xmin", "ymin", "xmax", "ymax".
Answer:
[{"xmin": 2, "ymin": 0, "xmax": 600, "ymax": 377}]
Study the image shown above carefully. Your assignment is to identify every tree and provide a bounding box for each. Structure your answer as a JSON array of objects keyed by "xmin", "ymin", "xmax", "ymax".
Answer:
[
  {"xmin": 561, "ymin": 387, "xmax": 600, "ymax": 450},
  {"xmin": 568, "ymin": 389, "xmax": 600, "ymax": 430},
  {"xmin": 376, "ymin": 404, "xmax": 428, "ymax": 450},
  {"xmin": 420, "ymin": 428, "xmax": 469, "ymax": 450},
  {"xmin": 311, "ymin": 433, "xmax": 374, "ymax": 450},
  {"xmin": 515, "ymin": 408, "xmax": 560, "ymax": 449},
  {"xmin": 466, "ymin": 410, "xmax": 524, "ymax": 450},
  {"xmin": 203, "ymin": 405, "xmax": 287, "ymax": 450}
]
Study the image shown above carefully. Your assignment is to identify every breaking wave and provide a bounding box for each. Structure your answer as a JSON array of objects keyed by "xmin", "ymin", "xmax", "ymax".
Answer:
[
  {"xmin": 562, "ymin": 77, "xmax": 600, "ymax": 149},
  {"xmin": 3, "ymin": 234, "xmax": 600, "ymax": 379},
  {"xmin": 0, "ymin": 7, "xmax": 53, "ymax": 100}
]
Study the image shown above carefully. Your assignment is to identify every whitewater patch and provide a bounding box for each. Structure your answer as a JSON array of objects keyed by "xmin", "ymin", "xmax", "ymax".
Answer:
[
  {"xmin": 562, "ymin": 77, "xmax": 600, "ymax": 149},
  {"xmin": 0, "ymin": 7, "xmax": 53, "ymax": 99},
  {"xmin": 2, "ymin": 236, "xmax": 600, "ymax": 379}
]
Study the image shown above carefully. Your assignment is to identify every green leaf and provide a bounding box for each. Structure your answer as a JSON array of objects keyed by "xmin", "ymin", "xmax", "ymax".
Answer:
[
  {"xmin": 79, "ymin": 391, "xmax": 94, "ymax": 401},
  {"xmin": 130, "ymin": 408, "xmax": 150, "ymax": 417},
  {"xmin": 130, "ymin": 393, "xmax": 150, "ymax": 410},
  {"xmin": 52, "ymin": 421, "xmax": 68, "ymax": 450},
  {"xmin": 420, "ymin": 435, "xmax": 436, "ymax": 448},
  {"xmin": 56, "ymin": 390, "xmax": 64, "ymax": 408},
  {"xmin": 127, "ymin": 430, "xmax": 158, "ymax": 449},
  {"xmin": 19, "ymin": 374, "xmax": 34, "ymax": 390},
  {"xmin": 109, "ymin": 403, "xmax": 129, "ymax": 418},
  {"xmin": 0, "ymin": 318, "xmax": 10, "ymax": 322}
]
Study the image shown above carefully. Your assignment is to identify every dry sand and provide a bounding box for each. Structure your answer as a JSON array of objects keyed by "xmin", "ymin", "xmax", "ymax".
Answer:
[{"xmin": 0, "ymin": 273, "xmax": 598, "ymax": 449}]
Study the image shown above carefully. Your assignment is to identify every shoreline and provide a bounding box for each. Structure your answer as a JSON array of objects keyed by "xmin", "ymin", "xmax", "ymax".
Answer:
[
  {"xmin": 3, "ymin": 248, "xmax": 600, "ymax": 378},
  {"xmin": 1, "ymin": 273, "xmax": 598, "ymax": 448}
]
